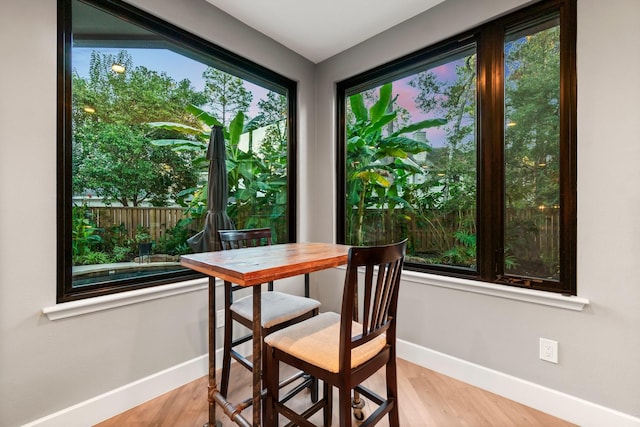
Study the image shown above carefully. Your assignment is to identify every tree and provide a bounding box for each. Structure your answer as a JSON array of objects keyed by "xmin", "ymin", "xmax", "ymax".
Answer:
[
  {"xmin": 346, "ymin": 83, "xmax": 446, "ymax": 245},
  {"xmin": 72, "ymin": 50, "xmax": 203, "ymax": 206},
  {"xmin": 202, "ymin": 68, "xmax": 253, "ymax": 126},
  {"xmin": 255, "ymin": 91, "xmax": 288, "ymax": 183},
  {"xmin": 149, "ymin": 106, "xmax": 289, "ymax": 240},
  {"xmin": 252, "ymin": 92, "xmax": 289, "ymax": 239},
  {"xmin": 504, "ymin": 27, "xmax": 560, "ymax": 210},
  {"xmin": 409, "ymin": 55, "xmax": 476, "ymax": 210},
  {"xmin": 75, "ymin": 122, "xmax": 198, "ymax": 206},
  {"xmin": 408, "ymin": 54, "xmax": 477, "ymax": 265},
  {"xmin": 503, "ymin": 25, "xmax": 561, "ymax": 276},
  {"xmin": 74, "ymin": 50, "xmax": 205, "ymax": 127},
  {"xmin": 256, "ymin": 91, "xmax": 287, "ymax": 153}
]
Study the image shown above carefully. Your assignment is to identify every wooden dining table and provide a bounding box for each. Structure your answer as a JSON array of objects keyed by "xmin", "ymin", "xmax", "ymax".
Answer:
[{"xmin": 180, "ymin": 242, "xmax": 351, "ymax": 427}]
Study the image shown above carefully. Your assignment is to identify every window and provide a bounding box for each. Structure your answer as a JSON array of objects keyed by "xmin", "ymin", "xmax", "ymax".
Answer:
[
  {"xmin": 337, "ymin": 0, "xmax": 576, "ymax": 294},
  {"xmin": 58, "ymin": 0, "xmax": 297, "ymax": 302}
]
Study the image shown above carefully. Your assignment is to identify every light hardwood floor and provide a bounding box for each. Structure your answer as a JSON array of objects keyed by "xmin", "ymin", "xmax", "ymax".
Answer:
[{"xmin": 95, "ymin": 358, "xmax": 577, "ymax": 426}]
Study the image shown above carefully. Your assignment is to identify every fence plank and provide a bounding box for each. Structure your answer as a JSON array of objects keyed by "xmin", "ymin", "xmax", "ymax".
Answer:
[{"xmin": 89, "ymin": 207, "xmax": 187, "ymax": 242}]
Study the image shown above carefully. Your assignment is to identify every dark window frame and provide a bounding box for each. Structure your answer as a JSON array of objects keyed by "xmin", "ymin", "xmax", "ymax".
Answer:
[
  {"xmin": 336, "ymin": 0, "xmax": 576, "ymax": 294},
  {"xmin": 57, "ymin": 0, "xmax": 298, "ymax": 303}
]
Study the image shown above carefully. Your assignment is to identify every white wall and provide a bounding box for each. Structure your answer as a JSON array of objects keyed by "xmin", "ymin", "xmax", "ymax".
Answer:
[
  {"xmin": 0, "ymin": 0, "xmax": 315, "ymax": 426},
  {"xmin": 2, "ymin": 0, "xmax": 639, "ymax": 425},
  {"xmin": 313, "ymin": 0, "xmax": 640, "ymax": 419}
]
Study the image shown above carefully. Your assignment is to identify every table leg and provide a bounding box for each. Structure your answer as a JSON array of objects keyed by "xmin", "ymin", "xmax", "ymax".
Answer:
[
  {"xmin": 206, "ymin": 276, "xmax": 221, "ymax": 427},
  {"xmin": 203, "ymin": 277, "xmax": 252, "ymax": 427},
  {"xmin": 252, "ymin": 285, "xmax": 262, "ymax": 426}
]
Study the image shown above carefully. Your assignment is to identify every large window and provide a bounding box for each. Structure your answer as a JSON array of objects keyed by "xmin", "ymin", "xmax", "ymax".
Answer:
[
  {"xmin": 337, "ymin": 0, "xmax": 576, "ymax": 294},
  {"xmin": 58, "ymin": 0, "xmax": 297, "ymax": 302}
]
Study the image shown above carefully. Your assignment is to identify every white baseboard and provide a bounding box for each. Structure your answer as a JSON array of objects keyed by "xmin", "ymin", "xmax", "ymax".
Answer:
[
  {"xmin": 397, "ymin": 339, "xmax": 640, "ymax": 427},
  {"xmin": 23, "ymin": 343, "xmax": 640, "ymax": 427}
]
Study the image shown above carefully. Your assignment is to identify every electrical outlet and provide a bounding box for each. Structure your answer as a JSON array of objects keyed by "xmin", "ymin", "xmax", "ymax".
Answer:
[
  {"xmin": 216, "ymin": 309, "xmax": 225, "ymax": 328},
  {"xmin": 539, "ymin": 338, "xmax": 558, "ymax": 363}
]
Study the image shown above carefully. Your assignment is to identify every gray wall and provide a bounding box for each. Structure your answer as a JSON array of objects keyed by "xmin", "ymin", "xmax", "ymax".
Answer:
[
  {"xmin": 0, "ymin": 0, "xmax": 315, "ymax": 426},
  {"xmin": 1, "ymin": 0, "xmax": 638, "ymax": 425},
  {"xmin": 312, "ymin": 0, "xmax": 640, "ymax": 418}
]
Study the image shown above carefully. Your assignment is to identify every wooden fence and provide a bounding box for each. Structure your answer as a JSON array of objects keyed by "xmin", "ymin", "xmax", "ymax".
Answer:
[
  {"xmin": 88, "ymin": 206, "xmax": 559, "ymax": 261},
  {"xmin": 505, "ymin": 207, "xmax": 560, "ymax": 261},
  {"xmin": 356, "ymin": 207, "xmax": 560, "ymax": 258},
  {"xmin": 89, "ymin": 207, "xmax": 195, "ymax": 242}
]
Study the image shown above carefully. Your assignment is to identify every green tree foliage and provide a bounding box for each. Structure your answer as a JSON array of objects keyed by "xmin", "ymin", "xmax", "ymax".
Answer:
[
  {"xmin": 504, "ymin": 27, "xmax": 560, "ymax": 210},
  {"xmin": 256, "ymin": 91, "xmax": 288, "ymax": 151},
  {"xmin": 74, "ymin": 51, "xmax": 205, "ymax": 126},
  {"xmin": 504, "ymin": 25, "xmax": 561, "ymax": 277},
  {"xmin": 202, "ymin": 68, "xmax": 253, "ymax": 126},
  {"xmin": 346, "ymin": 82, "xmax": 446, "ymax": 245},
  {"xmin": 408, "ymin": 54, "xmax": 477, "ymax": 265},
  {"xmin": 150, "ymin": 103, "xmax": 290, "ymax": 241},
  {"xmin": 252, "ymin": 91, "xmax": 289, "ymax": 239},
  {"xmin": 72, "ymin": 50, "xmax": 203, "ymax": 206},
  {"xmin": 397, "ymin": 25, "xmax": 561, "ymax": 274},
  {"xmin": 74, "ymin": 122, "xmax": 197, "ymax": 206}
]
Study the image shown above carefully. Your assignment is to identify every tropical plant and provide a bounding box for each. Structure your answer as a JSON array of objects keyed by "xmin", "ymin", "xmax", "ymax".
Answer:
[
  {"xmin": 71, "ymin": 204, "xmax": 103, "ymax": 262},
  {"xmin": 407, "ymin": 54, "xmax": 477, "ymax": 263},
  {"xmin": 134, "ymin": 225, "xmax": 152, "ymax": 243},
  {"xmin": 149, "ymin": 104, "xmax": 288, "ymax": 239},
  {"xmin": 155, "ymin": 218, "xmax": 194, "ymax": 256},
  {"xmin": 441, "ymin": 230, "xmax": 476, "ymax": 267},
  {"xmin": 346, "ymin": 82, "xmax": 446, "ymax": 245},
  {"xmin": 79, "ymin": 251, "xmax": 113, "ymax": 266}
]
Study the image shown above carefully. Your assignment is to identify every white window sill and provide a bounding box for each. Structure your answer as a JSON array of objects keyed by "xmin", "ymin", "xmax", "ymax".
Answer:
[
  {"xmin": 340, "ymin": 266, "xmax": 589, "ymax": 311},
  {"xmin": 402, "ymin": 269, "xmax": 589, "ymax": 311},
  {"xmin": 43, "ymin": 278, "xmax": 214, "ymax": 321},
  {"xmin": 43, "ymin": 267, "xmax": 589, "ymax": 321}
]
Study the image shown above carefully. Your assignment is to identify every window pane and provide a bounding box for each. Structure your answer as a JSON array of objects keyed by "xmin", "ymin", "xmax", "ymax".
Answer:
[
  {"xmin": 70, "ymin": 0, "xmax": 289, "ymax": 289},
  {"xmin": 504, "ymin": 17, "xmax": 560, "ymax": 280},
  {"xmin": 344, "ymin": 47, "xmax": 477, "ymax": 269}
]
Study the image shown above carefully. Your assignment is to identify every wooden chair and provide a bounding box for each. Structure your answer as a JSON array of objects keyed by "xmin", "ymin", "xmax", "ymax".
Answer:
[
  {"xmin": 264, "ymin": 239, "xmax": 407, "ymax": 427},
  {"xmin": 217, "ymin": 228, "xmax": 321, "ymax": 402}
]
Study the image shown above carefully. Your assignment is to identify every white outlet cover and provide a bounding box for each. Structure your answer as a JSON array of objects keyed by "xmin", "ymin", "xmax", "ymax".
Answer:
[{"xmin": 539, "ymin": 338, "xmax": 558, "ymax": 363}]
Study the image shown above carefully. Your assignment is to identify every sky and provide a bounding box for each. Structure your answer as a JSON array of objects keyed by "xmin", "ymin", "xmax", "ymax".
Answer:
[
  {"xmin": 374, "ymin": 60, "xmax": 467, "ymax": 148},
  {"xmin": 73, "ymin": 46, "xmax": 469, "ymax": 148},
  {"xmin": 73, "ymin": 47, "xmax": 268, "ymax": 118}
]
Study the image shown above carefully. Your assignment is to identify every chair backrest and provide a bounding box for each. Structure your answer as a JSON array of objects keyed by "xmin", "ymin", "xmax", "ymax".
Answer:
[
  {"xmin": 218, "ymin": 228, "xmax": 272, "ymax": 250},
  {"xmin": 218, "ymin": 228, "xmax": 274, "ymax": 292},
  {"xmin": 339, "ymin": 239, "xmax": 407, "ymax": 369}
]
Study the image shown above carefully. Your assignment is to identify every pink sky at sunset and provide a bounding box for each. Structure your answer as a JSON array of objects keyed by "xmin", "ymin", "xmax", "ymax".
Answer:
[{"xmin": 389, "ymin": 62, "xmax": 461, "ymax": 147}]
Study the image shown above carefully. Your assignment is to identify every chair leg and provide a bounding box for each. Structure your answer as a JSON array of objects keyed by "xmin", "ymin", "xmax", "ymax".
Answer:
[
  {"xmin": 309, "ymin": 307, "xmax": 320, "ymax": 403},
  {"xmin": 265, "ymin": 345, "xmax": 279, "ymax": 427},
  {"xmin": 338, "ymin": 386, "xmax": 352, "ymax": 427},
  {"xmin": 386, "ymin": 357, "xmax": 400, "ymax": 427},
  {"xmin": 220, "ymin": 314, "xmax": 233, "ymax": 397},
  {"xmin": 261, "ymin": 327, "xmax": 269, "ymax": 425},
  {"xmin": 351, "ymin": 391, "xmax": 365, "ymax": 423},
  {"xmin": 323, "ymin": 381, "xmax": 333, "ymax": 427},
  {"xmin": 221, "ymin": 281, "xmax": 234, "ymax": 398},
  {"xmin": 310, "ymin": 375, "xmax": 319, "ymax": 403}
]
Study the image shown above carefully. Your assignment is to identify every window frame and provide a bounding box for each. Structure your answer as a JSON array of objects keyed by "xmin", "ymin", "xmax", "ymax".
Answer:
[
  {"xmin": 57, "ymin": 0, "xmax": 298, "ymax": 303},
  {"xmin": 336, "ymin": 0, "xmax": 576, "ymax": 294}
]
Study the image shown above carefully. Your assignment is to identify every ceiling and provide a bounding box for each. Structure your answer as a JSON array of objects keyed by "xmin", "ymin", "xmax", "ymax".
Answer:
[{"xmin": 205, "ymin": 0, "xmax": 447, "ymax": 63}]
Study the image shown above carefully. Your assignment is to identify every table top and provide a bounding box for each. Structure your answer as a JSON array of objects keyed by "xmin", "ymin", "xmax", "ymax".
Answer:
[{"xmin": 180, "ymin": 242, "xmax": 351, "ymax": 286}]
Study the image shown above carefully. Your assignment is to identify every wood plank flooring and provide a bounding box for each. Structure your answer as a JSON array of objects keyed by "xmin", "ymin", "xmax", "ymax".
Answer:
[{"xmin": 95, "ymin": 358, "xmax": 576, "ymax": 426}]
